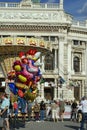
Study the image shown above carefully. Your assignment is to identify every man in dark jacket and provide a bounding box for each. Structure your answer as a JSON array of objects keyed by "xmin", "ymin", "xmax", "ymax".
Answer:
[
  {"xmin": 40, "ymin": 100, "xmax": 46, "ymax": 121},
  {"xmin": 70, "ymin": 100, "xmax": 77, "ymax": 121}
]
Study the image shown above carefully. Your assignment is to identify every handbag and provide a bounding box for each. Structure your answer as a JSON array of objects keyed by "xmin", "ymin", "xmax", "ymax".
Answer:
[{"xmin": 0, "ymin": 116, "xmax": 4, "ymax": 127}]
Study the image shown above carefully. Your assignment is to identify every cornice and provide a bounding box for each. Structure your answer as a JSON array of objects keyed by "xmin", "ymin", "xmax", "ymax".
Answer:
[
  {"xmin": 70, "ymin": 27, "xmax": 87, "ymax": 34},
  {"xmin": 0, "ymin": 24, "xmax": 69, "ymax": 32}
]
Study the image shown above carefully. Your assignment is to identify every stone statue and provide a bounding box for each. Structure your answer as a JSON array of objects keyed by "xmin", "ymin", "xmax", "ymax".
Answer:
[{"xmin": 20, "ymin": 0, "xmax": 32, "ymax": 6}]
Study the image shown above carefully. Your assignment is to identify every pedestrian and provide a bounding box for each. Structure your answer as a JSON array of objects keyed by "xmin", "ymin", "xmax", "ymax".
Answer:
[
  {"xmin": 77, "ymin": 101, "xmax": 82, "ymax": 122},
  {"xmin": 70, "ymin": 100, "xmax": 77, "ymax": 121},
  {"xmin": 9, "ymin": 99, "xmax": 13, "ymax": 117},
  {"xmin": 46, "ymin": 103, "xmax": 52, "ymax": 121},
  {"xmin": 9, "ymin": 99, "xmax": 13, "ymax": 123},
  {"xmin": 34, "ymin": 101, "xmax": 40, "ymax": 121},
  {"xmin": 18, "ymin": 96, "xmax": 27, "ymax": 122},
  {"xmin": 27, "ymin": 100, "xmax": 32, "ymax": 121},
  {"xmin": 79, "ymin": 96, "xmax": 87, "ymax": 130},
  {"xmin": 51, "ymin": 100, "xmax": 59, "ymax": 122},
  {"xmin": 0, "ymin": 93, "xmax": 10, "ymax": 130},
  {"xmin": 13, "ymin": 100, "xmax": 18, "ymax": 118},
  {"xmin": 40, "ymin": 100, "xmax": 46, "ymax": 121},
  {"xmin": 59, "ymin": 99, "xmax": 65, "ymax": 122}
]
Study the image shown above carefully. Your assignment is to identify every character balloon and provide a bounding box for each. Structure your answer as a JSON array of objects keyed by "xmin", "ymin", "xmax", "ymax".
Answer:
[{"xmin": 7, "ymin": 49, "xmax": 42, "ymax": 102}]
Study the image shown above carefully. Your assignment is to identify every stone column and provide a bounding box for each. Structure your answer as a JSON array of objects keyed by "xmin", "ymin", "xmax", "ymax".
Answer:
[
  {"xmin": 54, "ymin": 79, "xmax": 57, "ymax": 100},
  {"xmin": 54, "ymin": 48, "xmax": 58, "ymax": 72},
  {"xmin": 71, "ymin": 51, "xmax": 75, "ymax": 75},
  {"xmin": 67, "ymin": 40, "xmax": 72, "ymax": 79},
  {"xmin": 58, "ymin": 36, "xmax": 64, "ymax": 76},
  {"xmin": 82, "ymin": 80, "xmax": 85, "ymax": 97},
  {"xmin": 41, "ymin": 83, "xmax": 44, "ymax": 99},
  {"xmin": 55, "ymin": 49, "xmax": 57, "ymax": 69},
  {"xmin": 82, "ymin": 51, "xmax": 85, "ymax": 74},
  {"xmin": 79, "ymin": 82, "xmax": 81, "ymax": 99},
  {"xmin": 42, "ymin": 56, "xmax": 45, "ymax": 73},
  {"xmin": 84, "ymin": 42, "xmax": 87, "ymax": 96}
]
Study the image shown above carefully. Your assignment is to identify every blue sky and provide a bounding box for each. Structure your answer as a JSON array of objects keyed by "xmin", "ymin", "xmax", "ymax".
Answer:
[{"xmin": 0, "ymin": 0, "xmax": 87, "ymax": 21}]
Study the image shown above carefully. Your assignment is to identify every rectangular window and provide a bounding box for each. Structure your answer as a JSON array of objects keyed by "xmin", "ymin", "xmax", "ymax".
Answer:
[
  {"xmin": 80, "ymin": 41, "xmax": 86, "ymax": 45},
  {"xmin": 41, "ymin": 36, "xmax": 49, "ymax": 41},
  {"xmin": 73, "ymin": 40, "xmax": 78, "ymax": 45},
  {"xmin": 50, "ymin": 36, "xmax": 55, "ymax": 41}
]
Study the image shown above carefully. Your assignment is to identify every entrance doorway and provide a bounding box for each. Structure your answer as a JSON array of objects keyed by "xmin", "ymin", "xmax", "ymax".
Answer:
[
  {"xmin": 44, "ymin": 87, "xmax": 54, "ymax": 100},
  {"xmin": 74, "ymin": 87, "xmax": 80, "ymax": 101}
]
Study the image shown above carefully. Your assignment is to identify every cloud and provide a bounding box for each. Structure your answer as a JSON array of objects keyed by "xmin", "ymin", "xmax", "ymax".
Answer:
[
  {"xmin": 78, "ymin": 2, "xmax": 87, "ymax": 14},
  {"xmin": 75, "ymin": 16, "xmax": 87, "ymax": 21}
]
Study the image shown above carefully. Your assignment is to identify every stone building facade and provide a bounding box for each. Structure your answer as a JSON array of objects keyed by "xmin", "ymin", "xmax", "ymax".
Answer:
[{"xmin": 0, "ymin": 0, "xmax": 87, "ymax": 101}]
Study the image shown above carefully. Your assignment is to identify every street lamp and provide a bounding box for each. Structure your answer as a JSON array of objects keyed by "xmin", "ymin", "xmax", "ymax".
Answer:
[{"xmin": 57, "ymin": 76, "xmax": 65, "ymax": 99}]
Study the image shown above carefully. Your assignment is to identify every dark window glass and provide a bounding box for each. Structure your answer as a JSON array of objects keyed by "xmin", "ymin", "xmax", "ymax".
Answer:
[
  {"xmin": 50, "ymin": 36, "xmax": 55, "ymax": 41},
  {"xmin": 41, "ymin": 36, "xmax": 49, "ymax": 41},
  {"xmin": 44, "ymin": 54, "xmax": 53, "ymax": 70},
  {"xmin": 73, "ymin": 40, "xmax": 78, "ymax": 45},
  {"xmin": 73, "ymin": 56, "xmax": 80, "ymax": 72}
]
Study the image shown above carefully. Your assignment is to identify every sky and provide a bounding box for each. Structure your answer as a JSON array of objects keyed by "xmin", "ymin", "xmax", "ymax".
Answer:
[{"xmin": 0, "ymin": 0, "xmax": 87, "ymax": 21}]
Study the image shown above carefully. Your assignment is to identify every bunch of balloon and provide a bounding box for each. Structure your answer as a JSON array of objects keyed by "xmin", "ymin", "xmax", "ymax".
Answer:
[{"xmin": 7, "ymin": 49, "xmax": 42, "ymax": 103}]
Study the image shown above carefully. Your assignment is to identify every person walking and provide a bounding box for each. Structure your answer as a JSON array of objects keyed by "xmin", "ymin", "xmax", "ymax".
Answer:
[
  {"xmin": 46, "ymin": 103, "xmax": 52, "ymax": 121},
  {"xmin": 34, "ymin": 101, "xmax": 40, "ymax": 121},
  {"xmin": 13, "ymin": 100, "xmax": 18, "ymax": 118},
  {"xmin": 59, "ymin": 99, "xmax": 65, "ymax": 122},
  {"xmin": 0, "ymin": 93, "xmax": 10, "ymax": 130},
  {"xmin": 77, "ymin": 101, "xmax": 82, "ymax": 122},
  {"xmin": 79, "ymin": 96, "xmax": 87, "ymax": 130},
  {"xmin": 51, "ymin": 100, "xmax": 59, "ymax": 122},
  {"xmin": 40, "ymin": 100, "xmax": 46, "ymax": 121},
  {"xmin": 70, "ymin": 100, "xmax": 77, "ymax": 121},
  {"xmin": 27, "ymin": 100, "xmax": 32, "ymax": 121}
]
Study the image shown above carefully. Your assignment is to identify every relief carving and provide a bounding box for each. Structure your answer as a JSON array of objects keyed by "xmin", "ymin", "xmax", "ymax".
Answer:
[{"xmin": 0, "ymin": 12, "xmax": 63, "ymax": 21}]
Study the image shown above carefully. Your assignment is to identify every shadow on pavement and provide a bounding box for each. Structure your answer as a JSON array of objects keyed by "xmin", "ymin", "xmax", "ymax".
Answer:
[
  {"xmin": 65, "ymin": 125, "xmax": 79, "ymax": 130},
  {"xmin": 10, "ymin": 119, "xmax": 26, "ymax": 130}
]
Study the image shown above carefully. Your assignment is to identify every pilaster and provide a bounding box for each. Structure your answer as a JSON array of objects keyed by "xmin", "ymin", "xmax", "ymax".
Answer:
[
  {"xmin": 81, "ymin": 80, "xmax": 85, "ymax": 97},
  {"xmin": 67, "ymin": 40, "xmax": 72, "ymax": 79},
  {"xmin": 58, "ymin": 36, "xmax": 64, "ymax": 76},
  {"xmin": 82, "ymin": 51, "xmax": 85, "ymax": 74},
  {"xmin": 42, "ymin": 56, "xmax": 45, "ymax": 73},
  {"xmin": 54, "ymin": 79, "xmax": 57, "ymax": 100},
  {"xmin": 84, "ymin": 43, "xmax": 87, "ymax": 96},
  {"xmin": 54, "ymin": 48, "xmax": 58, "ymax": 72},
  {"xmin": 41, "ymin": 83, "xmax": 44, "ymax": 99}
]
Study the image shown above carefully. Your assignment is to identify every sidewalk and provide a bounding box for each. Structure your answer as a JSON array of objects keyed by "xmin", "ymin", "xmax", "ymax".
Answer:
[{"xmin": 9, "ymin": 120, "xmax": 81, "ymax": 130}]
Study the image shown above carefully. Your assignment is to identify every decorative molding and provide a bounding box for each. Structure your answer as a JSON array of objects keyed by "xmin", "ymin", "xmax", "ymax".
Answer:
[
  {"xmin": 0, "ymin": 24, "xmax": 68, "ymax": 32},
  {"xmin": 59, "ymin": 36, "xmax": 65, "ymax": 42},
  {"xmin": 0, "ymin": 12, "xmax": 65, "ymax": 21}
]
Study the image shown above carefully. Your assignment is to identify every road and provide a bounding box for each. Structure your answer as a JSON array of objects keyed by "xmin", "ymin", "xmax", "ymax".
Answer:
[{"xmin": 9, "ymin": 120, "xmax": 81, "ymax": 130}]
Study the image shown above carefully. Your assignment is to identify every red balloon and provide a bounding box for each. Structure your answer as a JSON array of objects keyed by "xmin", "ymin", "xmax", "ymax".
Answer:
[
  {"xmin": 26, "ymin": 49, "xmax": 37, "ymax": 56},
  {"xmin": 18, "ymin": 89, "xmax": 24, "ymax": 97}
]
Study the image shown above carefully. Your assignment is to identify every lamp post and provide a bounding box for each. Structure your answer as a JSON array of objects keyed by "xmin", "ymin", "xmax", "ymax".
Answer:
[{"xmin": 57, "ymin": 76, "xmax": 65, "ymax": 99}]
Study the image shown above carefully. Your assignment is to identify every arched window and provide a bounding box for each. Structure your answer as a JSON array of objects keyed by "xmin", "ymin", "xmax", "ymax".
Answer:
[{"xmin": 73, "ymin": 56, "xmax": 80, "ymax": 72}]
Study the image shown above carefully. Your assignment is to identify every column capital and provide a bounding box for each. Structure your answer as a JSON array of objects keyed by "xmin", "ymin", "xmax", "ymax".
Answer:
[
  {"xmin": 67, "ymin": 39, "xmax": 73, "ymax": 44},
  {"xmin": 59, "ymin": 36, "xmax": 65, "ymax": 42}
]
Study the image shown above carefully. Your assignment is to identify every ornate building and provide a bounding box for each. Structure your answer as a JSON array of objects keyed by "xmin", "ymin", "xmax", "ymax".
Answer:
[{"xmin": 0, "ymin": 0, "xmax": 87, "ymax": 101}]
